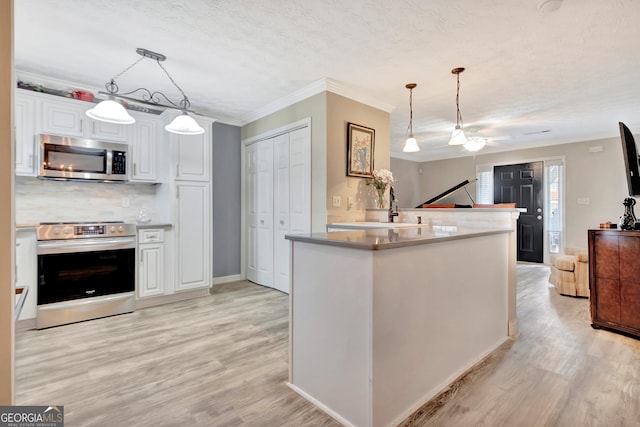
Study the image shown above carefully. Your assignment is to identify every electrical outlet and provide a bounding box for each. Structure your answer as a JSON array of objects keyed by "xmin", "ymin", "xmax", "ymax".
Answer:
[
  {"xmin": 347, "ymin": 196, "xmax": 354, "ymax": 209},
  {"xmin": 332, "ymin": 195, "xmax": 341, "ymax": 208},
  {"xmin": 122, "ymin": 197, "xmax": 130, "ymax": 207},
  {"xmin": 577, "ymin": 198, "xmax": 590, "ymax": 205}
]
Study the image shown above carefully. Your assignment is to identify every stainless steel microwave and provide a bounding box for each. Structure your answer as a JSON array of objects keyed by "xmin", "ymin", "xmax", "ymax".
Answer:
[{"xmin": 39, "ymin": 134, "xmax": 128, "ymax": 182}]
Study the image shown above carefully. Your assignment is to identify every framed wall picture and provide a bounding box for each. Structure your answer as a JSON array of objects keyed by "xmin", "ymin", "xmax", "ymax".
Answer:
[{"xmin": 347, "ymin": 122, "xmax": 375, "ymax": 178}]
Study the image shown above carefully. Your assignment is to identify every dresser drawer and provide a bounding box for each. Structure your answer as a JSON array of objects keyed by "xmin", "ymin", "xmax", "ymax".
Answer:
[{"xmin": 138, "ymin": 229, "xmax": 164, "ymax": 244}]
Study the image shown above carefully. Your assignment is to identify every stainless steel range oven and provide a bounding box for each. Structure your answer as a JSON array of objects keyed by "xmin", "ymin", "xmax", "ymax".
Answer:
[{"xmin": 36, "ymin": 221, "xmax": 136, "ymax": 329}]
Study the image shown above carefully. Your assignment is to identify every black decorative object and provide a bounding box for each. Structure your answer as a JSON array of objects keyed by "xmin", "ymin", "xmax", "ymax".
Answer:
[{"xmin": 619, "ymin": 197, "xmax": 637, "ymax": 230}]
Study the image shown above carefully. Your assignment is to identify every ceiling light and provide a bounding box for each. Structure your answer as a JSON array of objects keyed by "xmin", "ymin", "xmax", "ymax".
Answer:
[
  {"xmin": 448, "ymin": 67, "xmax": 468, "ymax": 146},
  {"xmin": 538, "ymin": 0, "xmax": 563, "ymax": 14},
  {"xmin": 86, "ymin": 48, "xmax": 204, "ymax": 135},
  {"xmin": 463, "ymin": 137, "xmax": 487, "ymax": 152},
  {"xmin": 402, "ymin": 83, "xmax": 420, "ymax": 152}
]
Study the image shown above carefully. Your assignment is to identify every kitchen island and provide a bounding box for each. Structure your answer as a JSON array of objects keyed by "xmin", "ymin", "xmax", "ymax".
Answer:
[{"xmin": 286, "ymin": 223, "xmax": 514, "ymax": 427}]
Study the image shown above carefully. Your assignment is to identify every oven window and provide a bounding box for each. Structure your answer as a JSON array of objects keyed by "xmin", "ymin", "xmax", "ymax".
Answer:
[
  {"xmin": 38, "ymin": 248, "xmax": 135, "ymax": 305},
  {"xmin": 44, "ymin": 145, "xmax": 107, "ymax": 174}
]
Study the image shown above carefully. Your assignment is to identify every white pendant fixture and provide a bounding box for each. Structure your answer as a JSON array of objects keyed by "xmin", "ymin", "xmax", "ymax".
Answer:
[
  {"xmin": 402, "ymin": 83, "xmax": 420, "ymax": 152},
  {"xmin": 448, "ymin": 67, "xmax": 468, "ymax": 146},
  {"xmin": 86, "ymin": 48, "xmax": 203, "ymax": 134},
  {"xmin": 165, "ymin": 112, "xmax": 204, "ymax": 135},
  {"xmin": 463, "ymin": 137, "xmax": 487, "ymax": 152},
  {"xmin": 86, "ymin": 99, "xmax": 135, "ymax": 124}
]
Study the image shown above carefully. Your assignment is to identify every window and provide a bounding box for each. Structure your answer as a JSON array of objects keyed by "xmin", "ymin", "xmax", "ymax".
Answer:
[
  {"xmin": 476, "ymin": 164, "xmax": 493, "ymax": 204},
  {"xmin": 545, "ymin": 160, "xmax": 564, "ymax": 254}
]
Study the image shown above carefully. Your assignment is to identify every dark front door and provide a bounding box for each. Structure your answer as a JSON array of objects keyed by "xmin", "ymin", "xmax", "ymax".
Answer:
[{"xmin": 494, "ymin": 162, "xmax": 544, "ymax": 263}]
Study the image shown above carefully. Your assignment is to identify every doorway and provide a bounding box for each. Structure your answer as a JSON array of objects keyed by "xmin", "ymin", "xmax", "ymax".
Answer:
[{"xmin": 494, "ymin": 162, "xmax": 544, "ymax": 263}]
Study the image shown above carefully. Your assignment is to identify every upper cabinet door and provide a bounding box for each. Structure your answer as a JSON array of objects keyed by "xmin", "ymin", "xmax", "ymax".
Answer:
[
  {"xmin": 14, "ymin": 93, "xmax": 37, "ymax": 176},
  {"xmin": 128, "ymin": 113, "xmax": 160, "ymax": 183},
  {"xmin": 40, "ymin": 96, "xmax": 127, "ymax": 141},
  {"xmin": 173, "ymin": 116, "xmax": 212, "ymax": 182},
  {"xmin": 40, "ymin": 99, "xmax": 85, "ymax": 137},
  {"xmin": 89, "ymin": 119, "xmax": 127, "ymax": 142}
]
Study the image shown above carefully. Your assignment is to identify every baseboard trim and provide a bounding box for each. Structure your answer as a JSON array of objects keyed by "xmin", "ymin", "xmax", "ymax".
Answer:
[
  {"xmin": 287, "ymin": 382, "xmax": 356, "ymax": 427},
  {"xmin": 212, "ymin": 274, "xmax": 242, "ymax": 285},
  {"xmin": 15, "ymin": 318, "xmax": 36, "ymax": 332},
  {"xmin": 135, "ymin": 288, "xmax": 210, "ymax": 309}
]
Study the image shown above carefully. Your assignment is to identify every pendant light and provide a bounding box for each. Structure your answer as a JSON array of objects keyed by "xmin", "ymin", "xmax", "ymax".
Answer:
[
  {"xmin": 448, "ymin": 67, "xmax": 468, "ymax": 146},
  {"xmin": 402, "ymin": 83, "xmax": 420, "ymax": 152},
  {"xmin": 86, "ymin": 48, "xmax": 204, "ymax": 135}
]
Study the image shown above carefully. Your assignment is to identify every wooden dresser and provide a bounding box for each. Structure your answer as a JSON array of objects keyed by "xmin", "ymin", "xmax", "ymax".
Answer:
[{"xmin": 588, "ymin": 229, "xmax": 640, "ymax": 338}]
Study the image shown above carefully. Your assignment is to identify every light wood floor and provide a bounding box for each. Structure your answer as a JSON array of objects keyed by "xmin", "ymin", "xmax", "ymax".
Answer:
[{"xmin": 15, "ymin": 265, "xmax": 640, "ymax": 426}]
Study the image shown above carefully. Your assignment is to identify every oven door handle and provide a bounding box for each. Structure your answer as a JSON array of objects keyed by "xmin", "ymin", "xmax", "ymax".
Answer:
[{"xmin": 37, "ymin": 237, "xmax": 136, "ymax": 254}]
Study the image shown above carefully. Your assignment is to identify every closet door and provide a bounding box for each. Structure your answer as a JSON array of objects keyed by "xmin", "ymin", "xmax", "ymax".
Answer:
[
  {"xmin": 273, "ymin": 133, "xmax": 290, "ymax": 293},
  {"xmin": 289, "ymin": 127, "xmax": 312, "ymax": 235},
  {"xmin": 245, "ymin": 144, "xmax": 258, "ymax": 283},
  {"xmin": 256, "ymin": 139, "xmax": 274, "ymax": 287}
]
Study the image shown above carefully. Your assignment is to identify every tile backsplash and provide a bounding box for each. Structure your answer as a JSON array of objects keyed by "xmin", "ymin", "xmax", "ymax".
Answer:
[{"xmin": 16, "ymin": 177, "xmax": 160, "ymax": 224}]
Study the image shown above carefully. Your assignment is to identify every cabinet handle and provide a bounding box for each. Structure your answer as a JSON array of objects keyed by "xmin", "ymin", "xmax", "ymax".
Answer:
[
  {"xmin": 133, "ymin": 163, "xmax": 137, "ymax": 176},
  {"xmin": 280, "ymin": 220, "xmax": 284, "ymax": 225},
  {"xmin": 140, "ymin": 249, "xmax": 143, "ymax": 262},
  {"xmin": 80, "ymin": 119, "xmax": 84, "ymax": 133},
  {"xmin": 260, "ymin": 220, "xmax": 265, "ymax": 225},
  {"xmin": 176, "ymin": 164, "xmax": 180, "ymax": 178}
]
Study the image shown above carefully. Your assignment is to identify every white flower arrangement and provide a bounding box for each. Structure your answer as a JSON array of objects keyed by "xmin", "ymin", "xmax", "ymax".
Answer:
[
  {"xmin": 367, "ymin": 169, "xmax": 395, "ymax": 191},
  {"xmin": 367, "ymin": 169, "xmax": 395, "ymax": 208}
]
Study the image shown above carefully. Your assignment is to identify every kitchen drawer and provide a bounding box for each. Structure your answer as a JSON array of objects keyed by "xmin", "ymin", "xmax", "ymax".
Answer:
[{"xmin": 138, "ymin": 229, "xmax": 164, "ymax": 244}]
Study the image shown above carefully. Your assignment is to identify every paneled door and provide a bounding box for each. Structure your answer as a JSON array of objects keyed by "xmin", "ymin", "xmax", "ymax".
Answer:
[
  {"xmin": 244, "ymin": 123, "xmax": 311, "ymax": 293},
  {"xmin": 494, "ymin": 162, "xmax": 544, "ymax": 263},
  {"xmin": 256, "ymin": 139, "xmax": 274, "ymax": 287},
  {"xmin": 273, "ymin": 133, "xmax": 290, "ymax": 293},
  {"xmin": 245, "ymin": 144, "xmax": 258, "ymax": 283},
  {"xmin": 175, "ymin": 182, "xmax": 211, "ymax": 290}
]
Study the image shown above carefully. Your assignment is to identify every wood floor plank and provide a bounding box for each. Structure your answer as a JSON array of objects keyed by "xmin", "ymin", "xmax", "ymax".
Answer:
[{"xmin": 16, "ymin": 266, "xmax": 640, "ymax": 426}]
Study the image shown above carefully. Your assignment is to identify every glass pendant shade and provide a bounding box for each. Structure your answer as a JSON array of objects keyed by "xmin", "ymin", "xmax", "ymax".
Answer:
[
  {"xmin": 165, "ymin": 113, "xmax": 205, "ymax": 135},
  {"xmin": 448, "ymin": 125, "xmax": 468, "ymax": 146},
  {"xmin": 403, "ymin": 136, "xmax": 420, "ymax": 152},
  {"xmin": 86, "ymin": 100, "xmax": 135, "ymax": 124},
  {"xmin": 463, "ymin": 138, "xmax": 486, "ymax": 152}
]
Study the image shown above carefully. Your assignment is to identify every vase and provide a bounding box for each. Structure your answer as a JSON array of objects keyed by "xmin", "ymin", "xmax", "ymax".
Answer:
[{"xmin": 375, "ymin": 187, "xmax": 386, "ymax": 209}]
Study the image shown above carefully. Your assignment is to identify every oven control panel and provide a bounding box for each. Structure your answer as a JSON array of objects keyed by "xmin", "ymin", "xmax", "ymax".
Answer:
[{"xmin": 37, "ymin": 222, "xmax": 136, "ymax": 240}]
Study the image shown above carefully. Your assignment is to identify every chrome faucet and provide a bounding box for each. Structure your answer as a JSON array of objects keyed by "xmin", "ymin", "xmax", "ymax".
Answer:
[{"xmin": 388, "ymin": 185, "xmax": 399, "ymax": 223}]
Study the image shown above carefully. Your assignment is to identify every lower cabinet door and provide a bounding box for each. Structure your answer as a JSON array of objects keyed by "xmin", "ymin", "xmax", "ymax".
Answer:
[
  {"xmin": 175, "ymin": 182, "xmax": 211, "ymax": 291},
  {"xmin": 139, "ymin": 243, "xmax": 165, "ymax": 298}
]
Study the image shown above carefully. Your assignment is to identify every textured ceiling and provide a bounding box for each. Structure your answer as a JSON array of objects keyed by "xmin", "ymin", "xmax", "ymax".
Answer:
[{"xmin": 13, "ymin": 0, "xmax": 640, "ymax": 161}]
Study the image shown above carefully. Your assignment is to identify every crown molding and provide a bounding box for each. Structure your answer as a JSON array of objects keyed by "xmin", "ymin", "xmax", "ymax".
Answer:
[{"xmin": 240, "ymin": 77, "xmax": 395, "ymax": 125}]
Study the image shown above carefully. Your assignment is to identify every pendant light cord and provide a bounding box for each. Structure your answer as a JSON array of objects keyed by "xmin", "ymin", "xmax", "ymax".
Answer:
[
  {"xmin": 409, "ymin": 86, "xmax": 414, "ymax": 136},
  {"xmin": 456, "ymin": 72, "xmax": 463, "ymax": 128}
]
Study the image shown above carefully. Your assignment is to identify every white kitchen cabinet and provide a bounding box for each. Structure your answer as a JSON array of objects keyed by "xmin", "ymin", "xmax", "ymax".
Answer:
[
  {"xmin": 128, "ymin": 112, "xmax": 160, "ymax": 183},
  {"xmin": 15, "ymin": 228, "xmax": 37, "ymax": 321},
  {"xmin": 244, "ymin": 125, "xmax": 311, "ymax": 293},
  {"xmin": 175, "ymin": 182, "xmax": 211, "ymax": 291},
  {"xmin": 14, "ymin": 93, "xmax": 37, "ymax": 176},
  {"xmin": 137, "ymin": 229, "xmax": 165, "ymax": 298},
  {"xmin": 171, "ymin": 115, "xmax": 213, "ymax": 182},
  {"xmin": 40, "ymin": 95, "xmax": 127, "ymax": 142}
]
